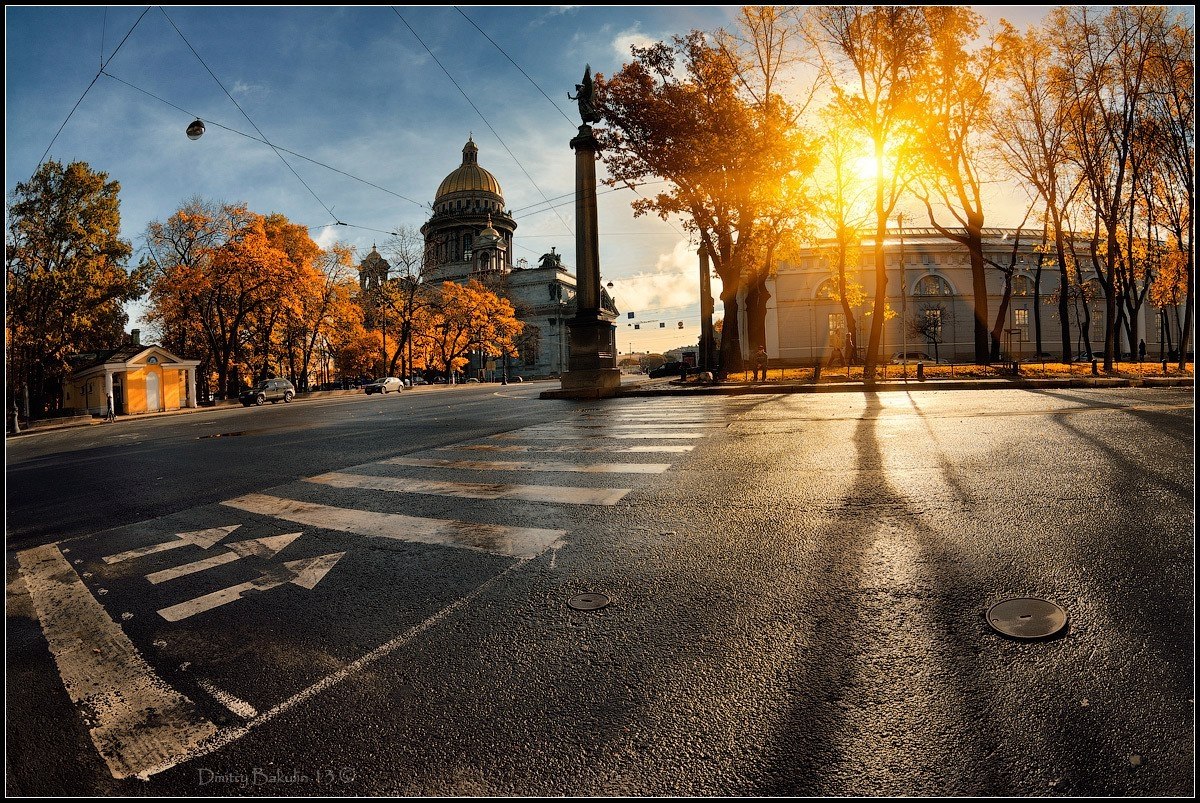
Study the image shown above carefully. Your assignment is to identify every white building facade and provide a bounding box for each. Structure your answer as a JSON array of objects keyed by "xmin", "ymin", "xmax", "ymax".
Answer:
[{"xmin": 765, "ymin": 227, "xmax": 1176, "ymax": 365}]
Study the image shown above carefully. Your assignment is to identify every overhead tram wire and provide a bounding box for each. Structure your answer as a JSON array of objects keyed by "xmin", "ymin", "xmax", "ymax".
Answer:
[
  {"xmin": 159, "ymin": 7, "xmax": 341, "ymax": 224},
  {"xmin": 102, "ymin": 72, "xmax": 559, "ymax": 261},
  {"xmin": 34, "ymin": 6, "xmax": 151, "ymax": 172},
  {"xmin": 453, "ymin": 7, "xmax": 575, "ymax": 128},
  {"xmin": 392, "ymin": 8, "xmax": 575, "ymax": 241},
  {"xmin": 451, "ymin": 10, "xmax": 696, "ymax": 244}
]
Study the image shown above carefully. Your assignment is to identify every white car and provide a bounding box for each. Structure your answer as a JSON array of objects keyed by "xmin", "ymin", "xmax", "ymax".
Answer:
[{"xmin": 364, "ymin": 377, "xmax": 403, "ymax": 394}]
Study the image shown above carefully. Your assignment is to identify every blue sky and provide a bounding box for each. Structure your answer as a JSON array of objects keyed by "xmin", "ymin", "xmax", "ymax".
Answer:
[{"xmin": 4, "ymin": 5, "xmax": 1077, "ymax": 354}]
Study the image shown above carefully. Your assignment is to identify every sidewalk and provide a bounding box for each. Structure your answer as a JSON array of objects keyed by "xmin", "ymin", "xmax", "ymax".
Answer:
[
  {"xmin": 537, "ymin": 372, "xmax": 1194, "ymax": 399},
  {"xmin": 612, "ymin": 374, "xmax": 1193, "ymax": 397}
]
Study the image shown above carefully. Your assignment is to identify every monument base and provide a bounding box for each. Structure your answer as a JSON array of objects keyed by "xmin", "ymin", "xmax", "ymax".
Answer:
[{"xmin": 556, "ymin": 367, "xmax": 624, "ymax": 396}]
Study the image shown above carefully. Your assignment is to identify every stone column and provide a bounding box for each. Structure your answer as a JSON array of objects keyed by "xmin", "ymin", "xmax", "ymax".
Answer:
[
  {"xmin": 104, "ymin": 369, "xmax": 114, "ymax": 417},
  {"xmin": 559, "ymin": 123, "xmax": 620, "ymax": 396},
  {"xmin": 699, "ymin": 244, "xmax": 715, "ymax": 373},
  {"xmin": 187, "ymin": 367, "xmax": 198, "ymax": 408}
]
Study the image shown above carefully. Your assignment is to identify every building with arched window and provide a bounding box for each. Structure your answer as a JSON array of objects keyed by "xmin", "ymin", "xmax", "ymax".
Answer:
[{"xmin": 764, "ymin": 226, "xmax": 1166, "ymax": 364}]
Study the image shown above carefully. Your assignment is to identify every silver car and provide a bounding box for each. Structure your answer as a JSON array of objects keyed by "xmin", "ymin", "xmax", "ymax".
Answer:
[{"xmin": 364, "ymin": 377, "xmax": 403, "ymax": 394}]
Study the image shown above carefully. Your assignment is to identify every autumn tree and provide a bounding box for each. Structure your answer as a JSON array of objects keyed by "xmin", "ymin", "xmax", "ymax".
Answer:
[
  {"xmin": 427, "ymin": 280, "xmax": 522, "ymax": 380},
  {"xmin": 992, "ymin": 22, "xmax": 1078, "ymax": 362},
  {"xmin": 1053, "ymin": 6, "xmax": 1166, "ymax": 371},
  {"xmin": 805, "ymin": 6, "xmax": 930, "ymax": 381},
  {"xmin": 279, "ymin": 244, "xmax": 357, "ymax": 390},
  {"xmin": 6, "ymin": 160, "xmax": 144, "ymax": 415},
  {"xmin": 375, "ymin": 226, "xmax": 438, "ymax": 380},
  {"xmin": 811, "ymin": 103, "xmax": 873, "ymax": 361},
  {"xmin": 1144, "ymin": 13, "xmax": 1194, "ymax": 368},
  {"xmin": 597, "ymin": 29, "xmax": 813, "ymax": 375},
  {"xmin": 911, "ymin": 6, "xmax": 1008, "ymax": 363}
]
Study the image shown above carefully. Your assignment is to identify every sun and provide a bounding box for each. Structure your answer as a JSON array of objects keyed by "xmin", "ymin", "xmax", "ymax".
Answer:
[{"xmin": 853, "ymin": 155, "xmax": 879, "ymax": 181}]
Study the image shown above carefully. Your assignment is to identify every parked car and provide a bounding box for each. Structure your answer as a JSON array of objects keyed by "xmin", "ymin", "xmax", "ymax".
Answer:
[
  {"xmin": 407, "ymin": 376, "xmax": 428, "ymax": 386},
  {"xmin": 239, "ymin": 378, "xmax": 295, "ymax": 406},
  {"xmin": 364, "ymin": 377, "xmax": 403, "ymax": 394},
  {"xmin": 648, "ymin": 361, "xmax": 684, "ymax": 378},
  {"xmin": 890, "ymin": 351, "xmax": 942, "ymax": 364}
]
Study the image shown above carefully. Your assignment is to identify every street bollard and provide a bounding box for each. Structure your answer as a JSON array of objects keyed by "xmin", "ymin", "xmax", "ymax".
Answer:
[
  {"xmin": 1011, "ymin": 361, "xmax": 1020, "ymax": 376},
  {"xmin": 1162, "ymin": 358, "xmax": 1168, "ymax": 375},
  {"xmin": 916, "ymin": 362, "xmax": 925, "ymax": 381},
  {"xmin": 813, "ymin": 362, "xmax": 822, "ymax": 383},
  {"xmin": 1091, "ymin": 359, "xmax": 1099, "ymax": 376}
]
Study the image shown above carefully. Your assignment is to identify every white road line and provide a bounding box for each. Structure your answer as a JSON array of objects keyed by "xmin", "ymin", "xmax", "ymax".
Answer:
[
  {"xmin": 196, "ymin": 679, "xmax": 259, "ymax": 719},
  {"xmin": 381, "ymin": 456, "xmax": 672, "ymax": 474},
  {"xmin": 574, "ymin": 422, "xmax": 725, "ymax": 429},
  {"xmin": 16, "ymin": 544, "xmax": 218, "ymax": 780},
  {"xmin": 447, "ymin": 443, "xmax": 695, "ymax": 454},
  {"xmin": 221, "ymin": 493, "xmax": 565, "ymax": 558},
  {"xmin": 491, "ymin": 431, "xmax": 705, "ymax": 440},
  {"xmin": 144, "ymin": 532, "xmax": 302, "ymax": 585},
  {"xmin": 102, "ymin": 525, "xmax": 241, "ymax": 565},
  {"xmin": 304, "ymin": 471, "xmax": 631, "ymax": 505}
]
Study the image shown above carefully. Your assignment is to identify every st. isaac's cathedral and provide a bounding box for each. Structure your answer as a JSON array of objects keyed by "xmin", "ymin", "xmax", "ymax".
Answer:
[{"xmin": 360, "ymin": 136, "xmax": 617, "ymax": 379}]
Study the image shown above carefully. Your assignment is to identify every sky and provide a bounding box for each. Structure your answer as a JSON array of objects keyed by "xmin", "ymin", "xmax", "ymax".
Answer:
[{"xmin": 6, "ymin": 5, "xmax": 1072, "ymax": 355}]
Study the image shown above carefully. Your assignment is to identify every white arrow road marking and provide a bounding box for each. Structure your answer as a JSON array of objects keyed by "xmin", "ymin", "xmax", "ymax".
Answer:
[
  {"xmin": 156, "ymin": 552, "xmax": 344, "ymax": 622},
  {"xmin": 102, "ymin": 525, "xmax": 241, "ymax": 565},
  {"xmin": 16, "ymin": 544, "xmax": 218, "ymax": 779},
  {"xmin": 304, "ymin": 471, "xmax": 631, "ymax": 505},
  {"xmin": 221, "ymin": 493, "xmax": 565, "ymax": 558},
  {"xmin": 145, "ymin": 532, "xmax": 302, "ymax": 585},
  {"xmin": 448, "ymin": 443, "xmax": 695, "ymax": 454},
  {"xmin": 382, "ymin": 457, "xmax": 672, "ymax": 474}
]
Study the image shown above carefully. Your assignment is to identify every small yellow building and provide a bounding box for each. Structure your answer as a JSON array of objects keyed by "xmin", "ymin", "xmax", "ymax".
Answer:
[{"xmin": 63, "ymin": 344, "xmax": 200, "ymax": 417}]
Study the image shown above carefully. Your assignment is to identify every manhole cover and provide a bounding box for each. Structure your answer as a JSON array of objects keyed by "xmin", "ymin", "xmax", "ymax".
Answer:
[
  {"xmin": 987, "ymin": 598, "xmax": 1068, "ymax": 640},
  {"xmin": 568, "ymin": 592, "xmax": 610, "ymax": 611}
]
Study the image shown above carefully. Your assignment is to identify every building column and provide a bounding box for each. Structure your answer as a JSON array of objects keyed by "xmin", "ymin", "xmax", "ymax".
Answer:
[
  {"xmin": 104, "ymin": 369, "xmax": 114, "ymax": 417},
  {"xmin": 186, "ymin": 368, "xmax": 198, "ymax": 408}
]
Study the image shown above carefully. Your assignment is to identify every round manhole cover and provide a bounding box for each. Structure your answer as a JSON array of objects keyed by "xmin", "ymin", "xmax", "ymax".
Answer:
[
  {"xmin": 568, "ymin": 592, "xmax": 610, "ymax": 611},
  {"xmin": 987, "ymin": 598, "xmax": 1068, "ymax": 640}
]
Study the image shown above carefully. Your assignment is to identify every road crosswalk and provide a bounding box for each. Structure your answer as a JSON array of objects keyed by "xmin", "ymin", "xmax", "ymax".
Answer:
[{"xmin": 11, "ymin": 396, "xmax": 756, "ymax": 781}]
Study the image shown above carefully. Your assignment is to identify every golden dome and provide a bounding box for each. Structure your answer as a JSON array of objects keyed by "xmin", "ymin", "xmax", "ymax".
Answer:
[{"xmin": 436, "ymin": 137, "xmax": 504, "ymax": 201}]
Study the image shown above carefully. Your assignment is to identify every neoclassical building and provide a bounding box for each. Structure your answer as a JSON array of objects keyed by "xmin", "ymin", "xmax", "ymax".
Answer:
[
  {"xmin": 413, "ymin": 136, "xmax": 615, "ymax": 377},
  {"xmin": 764, "ymin": 226, "xmax": 1172, "ymax": 364}
]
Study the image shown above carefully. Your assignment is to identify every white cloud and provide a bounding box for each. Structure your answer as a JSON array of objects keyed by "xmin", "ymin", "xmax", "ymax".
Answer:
[
  {"xmin": 314, "ymin": 225, "xmax": 341, "ymax": 249},
  {"xmin": 530, "ymin": 6, "xmax": 579, "ymax": 28},
  {"xmin": 611, "ymin": 25, "xmax": 657, "ymax": 62},
  {"xmin": 612, "ymin": 238, "xmax": 697, "ymax": 312},
  {"xmin": 229, "ymin": 80, "xmax": 266, "ymax": 100}
]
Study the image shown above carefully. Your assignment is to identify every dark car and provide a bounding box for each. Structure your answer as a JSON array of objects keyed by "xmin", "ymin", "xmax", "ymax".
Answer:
[
  {"xmin": 648, "ymin": 361, "xmax": 697, "ymax": 378},
  {"xmin": 239, "ymin": 378, "xmax": 295, "ymax": 406}
]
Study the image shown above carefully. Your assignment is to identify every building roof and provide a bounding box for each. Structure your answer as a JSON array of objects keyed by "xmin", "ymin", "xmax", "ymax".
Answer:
[
  {"xmin": 67, "ymin": 344, "xmax": 196, "ymax": 374},
  {"xmin": 435, "ymin": 137, "xmax": 504, "ymax": 200}
]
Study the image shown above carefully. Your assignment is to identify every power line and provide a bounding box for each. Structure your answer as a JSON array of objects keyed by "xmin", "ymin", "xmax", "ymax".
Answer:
[
  {"xmin": 453, "ymin": 6, "xmax": 575, "ymax": 128},
  {"xmin": 159, "ymin": 7, "xmax": 341, "ymax": 223},
  {"xmin": 34, "ymin": 6, "xmax": 151, "ymax": 172},
  {"xmin": 392, "ymin": 8, "xmax": 575, "ymax": 240}
]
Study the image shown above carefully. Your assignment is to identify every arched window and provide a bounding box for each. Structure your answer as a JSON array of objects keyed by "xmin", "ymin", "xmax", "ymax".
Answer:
[
  {"xmin": 913, "ymin": 274, "xmax": 954, "ymax": 296},
  {"xmin": 1012, "ymin": 274, "xmax": 1032, "ymax": 296},
  {"xmin": 815, "ymin": 278, "xmax": 839, "ymax": 301}
]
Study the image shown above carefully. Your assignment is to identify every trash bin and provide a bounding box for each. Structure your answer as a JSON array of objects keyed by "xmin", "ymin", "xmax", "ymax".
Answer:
[{"xmin": 917, "ymin": 362, "xmax": 925, "ymax": 381}]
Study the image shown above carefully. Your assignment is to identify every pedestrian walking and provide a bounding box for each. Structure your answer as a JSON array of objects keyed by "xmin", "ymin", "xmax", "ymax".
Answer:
[
  {"xmin": 753, "ymin": 345, "xmax": 768, "ymax": 382},
  {"xmin": 105, "ymin": 393, "xmax": 116, "ymax": 423}
]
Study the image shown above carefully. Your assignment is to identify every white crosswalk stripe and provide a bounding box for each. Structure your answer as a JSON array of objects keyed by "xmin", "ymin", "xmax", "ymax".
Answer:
[
  {"xmin": 304, "ymin": 471, "xmax": 631, "ymax": 505},
  {"xmin": 446, "ymin": 443, "xmax": 696, "ymax": 453},
  {"xmin": 382, "ymin": 457, "xmax": 672, "ymax": 474},
  {"xmin": 490, "ymin": 431, "xmax": 705, "ymax": 440},
  {"xmin": 222, "ymin": 493, "xmax": 565, "ymax": 558}
]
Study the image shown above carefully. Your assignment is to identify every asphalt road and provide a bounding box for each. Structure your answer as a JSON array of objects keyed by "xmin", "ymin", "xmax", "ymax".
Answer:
[{"xmin": 5, "ymin": 384, "xmax": 1194, "ymax": 796}]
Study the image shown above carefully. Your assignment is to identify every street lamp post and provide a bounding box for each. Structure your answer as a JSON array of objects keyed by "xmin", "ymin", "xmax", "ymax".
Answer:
[{"xmin": 898, "ymin": 213, "xmax": 908, "ymax": 380}]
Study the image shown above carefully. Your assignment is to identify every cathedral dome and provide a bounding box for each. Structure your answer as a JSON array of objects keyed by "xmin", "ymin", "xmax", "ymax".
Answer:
[{"xmin": 435, "ymin": 137, "xmax": 504, "ymax": 201}]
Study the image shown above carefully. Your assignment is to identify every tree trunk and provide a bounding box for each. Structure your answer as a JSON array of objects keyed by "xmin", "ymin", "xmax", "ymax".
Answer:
[
  {"xmin": 965, "ymin": 218, "xmax": 991, "ymax": 364},
  {"xmin": 745, "ymin": 274, "xmax": 770, "ymax": 355},
  {"xmin": 718, "ymin": 294, "xmax": 743, "ymax": 375},
  {"xmin": 990, "ymin": 271, "xmax": 1012, "ymax": 361}
]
